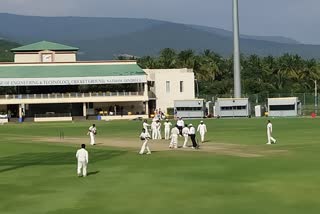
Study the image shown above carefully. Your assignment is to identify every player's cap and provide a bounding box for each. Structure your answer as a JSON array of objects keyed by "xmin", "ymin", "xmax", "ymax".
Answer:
[
  {"xmin": 200, "ymin": 121, "xmax": 203, "ymax": 123},
  {"xmin": 188, "ymin": 124, "xmax": 193, "ymax": 127}
]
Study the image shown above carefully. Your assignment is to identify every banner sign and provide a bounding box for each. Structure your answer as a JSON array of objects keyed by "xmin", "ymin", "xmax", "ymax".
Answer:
[{"xmin": 0, "ymin": 75, "xmax": 147, "ymax": 86}]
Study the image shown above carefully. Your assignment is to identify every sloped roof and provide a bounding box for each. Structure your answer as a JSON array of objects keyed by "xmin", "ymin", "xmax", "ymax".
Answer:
[
  {"xmin": 0, "ymin": 62, "xmax": 146, "ymax": 86},
  {"xmin": 11, "ymin": 41, "xmax": 79, "ymax": 52},
  {"xmin": 0, "ymin": 63, "xmax": 144, "ymax": 78}
]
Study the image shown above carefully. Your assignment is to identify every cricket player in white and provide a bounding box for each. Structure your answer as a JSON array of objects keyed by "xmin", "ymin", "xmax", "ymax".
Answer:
[
  {"xmin": 156, "ymin": 120, "xmax": 162, "ymax": 139},
  {"xmin": 182, "ymin": 124, "xmax": 190, "ymax": 148},
  {"xmin": 267, "ymin": 120, "xmax": 276, "ymax": 144},
  {"xmin": 139, "ymin": 128, "xmax": 151, "ymax": 155},
  {"xmin": 87, "ymin": 124, "xmax": 97, "ymax": 145},
  {"xmin": 176, "ymin": 117, "xmax": 185, "ymax": 136},
  {"xmin": 169, "ymin": 125, "xmax": 180, "ymax": 149},
  {"xmin": 76, "ymin": 144, "xmax": 89, "ymax": 177},
  {"xmin": 143, "ymin": 120, "xmax": 150, "ymax": 135},
  {"xmin": 151, "ymin": 120, "xmax": 157, "ymax": 140},
  {"xmin": 164, "ymin": 119, "xmax": 172, "ymax": 140},
  {"xmin": 197, "ymin": 121, "xmax": 207, "ymax": 143}
]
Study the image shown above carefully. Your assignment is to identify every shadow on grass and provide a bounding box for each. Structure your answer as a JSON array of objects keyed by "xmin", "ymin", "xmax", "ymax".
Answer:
[
  {"xmin": 0, "ymin": 150, "xmax": 126, "ymax": 174},
  {"xmin": 87, "ymin": 170, "xmax": 100, "ymax": 176}
]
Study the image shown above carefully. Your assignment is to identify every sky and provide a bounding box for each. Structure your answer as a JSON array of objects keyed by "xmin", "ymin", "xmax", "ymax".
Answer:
[{"xmin": 0, "ymin": 0, "xmax": 320, "ymax": 44}]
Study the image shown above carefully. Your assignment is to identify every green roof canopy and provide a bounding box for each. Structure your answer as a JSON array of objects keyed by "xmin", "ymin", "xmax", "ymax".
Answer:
[
  {"xmin": 0, "ymin": 63, "xmax": 146, "ymax": 86},
  {"xmin": 11, "ymin": 41, "xmax": 79, "ymax": 52}
]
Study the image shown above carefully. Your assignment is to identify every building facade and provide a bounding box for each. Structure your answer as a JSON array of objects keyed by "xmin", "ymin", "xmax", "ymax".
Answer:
[
  {"xmin": 0, "ymin": 41, "xmax": 196, "ymax": 122},
  {"xmin": 144, "ymin": 68, "xmax": 195, "ymax": 113}
]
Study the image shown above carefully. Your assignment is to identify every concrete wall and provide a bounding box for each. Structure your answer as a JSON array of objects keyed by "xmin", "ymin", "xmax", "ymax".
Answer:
[
  {"xmin": 0, "ymin": 118, "xmax": 8, "ymax": 123},
  {"xmin": 101, "ymin": 115, "xmax": 148, "ymax": 121},
  {"xmin": 54, "ymin": 53, "xmax": 76, "ymax": 62},
  {"xmin": 15, "ymin": 54, "xmax": 40, "ymax": 63},
  {"xmin": 144, "ymin": 68, "xmax": 195, "ymax": 112},
  {"xmin": 14, "ymin": 52, "xmax": 76, "ymax": 63},
  {"xmin": 34, "ymin": 117, "xmax": 73, "ymax": 122}
]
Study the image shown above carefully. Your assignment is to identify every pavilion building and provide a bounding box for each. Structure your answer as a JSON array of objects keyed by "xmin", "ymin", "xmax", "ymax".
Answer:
[{"xmin": 0, "ymin": 41, "xmax": 196, "ymax": 122}]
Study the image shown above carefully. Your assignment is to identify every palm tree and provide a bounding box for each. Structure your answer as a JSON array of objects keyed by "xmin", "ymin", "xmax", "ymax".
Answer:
[
  {"xmin": 138, "ymin": 56, "xmax": 159, "ymax": 69},
  {"xmin": 159, "ymin": 48, "xmax": 177, "ymax": 68},
  {"xmin": 177, "ymin": 49, "xmax": 195, "ymax": 68}
]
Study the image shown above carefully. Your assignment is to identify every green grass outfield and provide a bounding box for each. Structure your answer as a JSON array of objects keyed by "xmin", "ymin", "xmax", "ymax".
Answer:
[{"xmin": 1, "ymin": 118, "xmax": 320, "ymax": 214}]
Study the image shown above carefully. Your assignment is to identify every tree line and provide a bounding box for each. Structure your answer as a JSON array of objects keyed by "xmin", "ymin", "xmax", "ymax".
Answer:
[{"xmin": 136, "ymin": 48, "xmax": 320, "ymax": 96}]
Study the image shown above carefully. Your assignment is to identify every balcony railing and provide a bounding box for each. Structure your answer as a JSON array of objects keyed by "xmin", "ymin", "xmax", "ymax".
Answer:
[{"xmin": 0, "ymin": 91, "xmax": 145, "ymax": 100}]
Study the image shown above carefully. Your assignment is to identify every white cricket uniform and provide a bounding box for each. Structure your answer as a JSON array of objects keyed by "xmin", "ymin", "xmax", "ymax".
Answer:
[
  {"xmin": 182, "ymin": 127, "xmax": 189, "ymax": 148},
  {"xmin": 169, "ymin": 127, "xmax": 180, "ymax": 148},
  {"xmin": 76, "ymin": 148, "xmax": 89, "ymax": 176},
  {"xmin": 177, "ymin": 119, "xmax": 185, "ymax": 135},
  {"xmin": 156, "ymin": 122, "xmax": 162, "ymax": 139},
  {"xmin": 88, "ymin": 126, "xmax": 96, "ymax": 145},
  {"xmin": 139, "ymin": 132, "xmax": 151, "ymax": 154},
  {"xmin": 143, "ymin": 122, "xmax": 150, "ymax": 135},
  {"xmin": 177, "ymin": 120, "xmax": 185, "ymax": 127},
  {"xmin": 267, "ymin": 123, "xmax": 276, "ymax": 144},
  {"xmin": 197, "ymin": 124, "xmax": 207, "ymax": 143},
  {"xmin": 151, "ymin": 121, "xmax": 157, "ymax": 140},
  {"xmin": 164, "ymin": 122, "xmax": 172, "ymax": 140}
]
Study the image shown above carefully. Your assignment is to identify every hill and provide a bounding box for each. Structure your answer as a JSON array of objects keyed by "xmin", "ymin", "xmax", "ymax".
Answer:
[
  {"xmin": 72, "ymin": 23, "xmax": 320, "ymax": 60},
  {"xmin": 0, "ymin": 13, "xmax": 319, "ymax": 60},
  {"xmin": 0, "ymin": 39, "xmax": 20, "ymax": 62}
]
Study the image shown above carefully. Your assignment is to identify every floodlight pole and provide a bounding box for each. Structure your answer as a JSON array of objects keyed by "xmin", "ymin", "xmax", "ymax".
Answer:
[{"xmin": 233, "ymin": 0, "xmax": 241, "ymax": 98}]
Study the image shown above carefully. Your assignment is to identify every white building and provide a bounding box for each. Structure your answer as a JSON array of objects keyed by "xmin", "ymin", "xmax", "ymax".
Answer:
[
  {"xmin": 215, "ymin": 98, "xmax": 250, "ymax": 117},
  {"xmin": 268, "ymin": 97, "xmax": 300, "ymax": 117},
  {"xmin": 174, "ymin": 99, "xmax": 205, "ymax": 118},
  {"xmin": 0, "ymin": 41, "xmax": 196, "ymax": 122},
  {"xmin": 144, "ymin": 68, "xmax": 195, "ymax": 113}
]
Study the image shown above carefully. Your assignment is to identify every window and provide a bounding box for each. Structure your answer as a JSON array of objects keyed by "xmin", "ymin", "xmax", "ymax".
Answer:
[
  {"xmin": 176, "ymin": 107, "xmax": 202, "ymax": 111},
  {"xmin": 270, "ymin": 105, "xmax": 295, "ymax": 111},
  {"xmin": 221, "ymin": 106, "xmax": 247, "ymax": 111},
  {"xmin": 180, "ymin": 81, "xmax": 184, "ymax": 92},
  {"xmin": 166, "ymin": 81, "xmax": 170, "ymax": 93}
]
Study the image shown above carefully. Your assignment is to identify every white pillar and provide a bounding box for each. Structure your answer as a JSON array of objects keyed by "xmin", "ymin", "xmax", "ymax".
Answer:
[
  {"xmin": 144, "ymin": 83, "xmax": 148, "ymax": 96},
  {"xmin": 83, "ymin": 103, "xmax": 87, "ymax": 117},
  {"xmin": 145, "ymin": 101, "xmax": 149, "ymax": 116},
  {"xmin": 19, "ymin": 104, "xmax": 23, "ymax": 118}
]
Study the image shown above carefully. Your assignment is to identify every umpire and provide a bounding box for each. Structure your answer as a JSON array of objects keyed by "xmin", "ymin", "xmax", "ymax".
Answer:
[{"xmin": 188, "ymin": 124, "xmax": 198, "ymax": 149}]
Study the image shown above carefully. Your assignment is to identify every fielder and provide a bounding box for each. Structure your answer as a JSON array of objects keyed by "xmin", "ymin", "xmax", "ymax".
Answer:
[
  {"xmin": 169, "ymin": 125, "xmax": 180, "ymax": 149},
  {"xmin": 156, "ymin": 120, "xmax": 162, "ymax": 139},
  {"xmin": 197, "ymin": 121, "xmax": 207, "ymax": 143},
  {"xmin": 76, "ymin": 144, "xmax": 89, "ymax": 177},
  {"xmin": 143, "ymin": 119, "xmax": 150, "ymax": 135},
  {"xmin": 87, "ymin": 124, "xmax": 97, "ymax": 145},
  {"xmin": 151, "ymin": 120, "xmax": 157, "ymax": 140},
  {"xmin": 182, "ymin": 124, "xmax": 189, "ymax": 148},
  {"xmin": 164, "ymin": 119, "xmax": 172, "ymax": 140},
  {"xmin": 139, "ymin": 128, "xmax": 151, "ymax": 155},
  {"xmin": 266, "ymin": 120, "xmax": 277, "ymax": 144}
]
